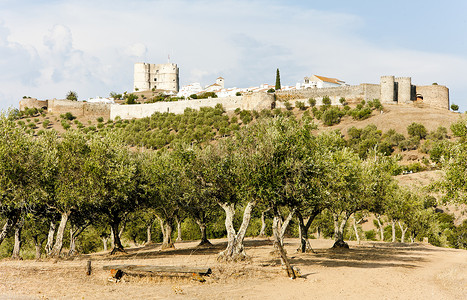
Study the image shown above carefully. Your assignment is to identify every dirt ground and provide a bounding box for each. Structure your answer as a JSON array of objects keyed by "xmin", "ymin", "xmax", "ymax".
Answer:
[{"xmin": 0, "ymin": 237, "xmax": 465, "ymax": 299}]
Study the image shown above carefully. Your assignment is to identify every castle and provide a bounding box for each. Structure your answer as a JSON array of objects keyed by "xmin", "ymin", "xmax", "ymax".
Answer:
[
  {"xmin": 133, "ymin": 62, "xmax": 179, "ymax": 92},
  {"xmin": 20, "ymin": 69, "xmax": 450, "ymax": 121}
]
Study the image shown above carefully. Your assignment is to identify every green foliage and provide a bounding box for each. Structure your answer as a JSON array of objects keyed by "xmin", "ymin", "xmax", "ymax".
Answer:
[
  {"xmin": 295, "ymin": 101, "xmax": 306, "ymax": 110},
  {"xmin": 275, "ymin": 68, "xmax": 281, "ymax": 90},
  {"xmin": 284, "ymin": 101, "xmax": 293, "ymax": 110},
  {"xmin": 61, "ymin": 120, "xmax": 71, "ymax": 130},
  {"xmin": 322, "ymin": 106, "xmax": 345, "ymax": 126},
  {"xmin": 450, "ymin": 104, "xmax": 459, "ymax": 111},
  {"xmin": 66, "ymin": 91, "xmax": 78, "ymax": 101},
  {"xmin": 97, "ymin": 117, "xmax": 104, "ymax": 123},
  {"xmin": 407, "ymin": 122, "xmax": 427, "ymax": 140},
  {"xmin": 322, "ymin": 96, "xmax": 331, "ymax": 106},
  {"xmin": 61, "ymin": 112, "xmax": 76, "ymax": 121},
  {"xmin": 236, "ymin": 92, "xmax": 242, "ymax": 96},
  {"xmin": 267, "ymin": 88, "xmax": 275, "ymax": 93},
  {"xmin": 308, "ymin": 98, "xmax": 316, "ymax": 107},
  {"xmin": 125, "ymin": 93, "xmax": 138, "ymax": 105}
]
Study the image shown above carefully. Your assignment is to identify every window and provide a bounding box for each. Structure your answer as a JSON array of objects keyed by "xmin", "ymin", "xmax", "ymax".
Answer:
[{"xmin": 154, "ymin": 78, "xmax": 157, "ymax": 81}]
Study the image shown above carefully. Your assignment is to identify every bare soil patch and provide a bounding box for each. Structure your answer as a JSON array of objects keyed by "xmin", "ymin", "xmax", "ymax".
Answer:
[{"xmin": 1, "ymin": 237, "xmax": 465, "ymax": 299}]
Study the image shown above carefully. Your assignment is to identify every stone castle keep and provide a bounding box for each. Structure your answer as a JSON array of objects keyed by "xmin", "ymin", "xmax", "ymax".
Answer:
[
  {"xmin": 133, "ymin": 62, "xmax": 179, "ymax": 92},
  {"xmin": 19, "ymin": 74, "xmax": 449, "ymax": 120}
]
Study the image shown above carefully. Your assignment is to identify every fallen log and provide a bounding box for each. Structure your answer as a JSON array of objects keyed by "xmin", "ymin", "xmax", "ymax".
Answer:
[{"xmin": 103, "ymin": 264, "xmax": 212, "ymax": 278}]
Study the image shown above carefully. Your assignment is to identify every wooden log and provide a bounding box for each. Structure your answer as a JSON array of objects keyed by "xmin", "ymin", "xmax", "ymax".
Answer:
[{"xmin": 102, "ymin": 265, "xmax": 212, "ymax": 276}]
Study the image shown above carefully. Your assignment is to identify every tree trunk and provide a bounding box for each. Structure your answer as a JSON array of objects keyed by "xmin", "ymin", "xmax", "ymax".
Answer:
[
  {"xmin": 45, "ymin": 221, "xmax": 56, "ymax": 256},
  {"xmin": 11, "ymin": 222, "xmax": 23, "ymax": 260},
  {"xmin": 272, "ymin": 209, "xmax": 296, "ymax": 279},
  {"xmin": 176, "ymin": 217, "xmax": 182, "ymax": 242},
  {"xmin": 32, "ymin": 236, "xmax": 43, "ymax": 259},
  {"xmin": 146, "ymin": 224, "xmax": 152, "ymax": 245},
  {"xmin": 157, "ymin": 216, "xmax": 175, "ymax": 250},
  {"xmin": 0, "ymin": 215, "xmax": 18, "ymax": 246},
  {"xmin": 49, "ymin": 211, "xmax": 71, "ymax": 258},
  {"xmin": 297, "ymin": 211, "xmax": 317, "ymax": 253},
  {"xmin": 258, "ymin": 209, "xmax": 269, "ymax": 237},
  {"xmin": 110, "ymin": 227, "xmax": 115, "ymax": 249},
  {"xmin": 102, "ymin": 237, "xmax": 108, "ymax": 251},
  {"xmin": 391, "ymin": 220, "xmax": 396, "ymax": 242},
  {"xmin": 398, "ymin": 221, "xmax": 408, "ymax": 243},
  {"xmin": 196, "ymin": 221, "xmax": 212, "ymax": 246},
  {"xmin": 376, "ymin": 215, "xmax": 384, "ymax": 241},
  {"xmin": 332, "ymin": 213, "xmax": 350, "ymax": 249},
  {"xmin": 68, "ymin": 225, "xmax": 87, "ymax": 256},
  {"xmin": 352, "ymin": 217, "xmax": 360, "ymax": 244},
  {"xmin": 218, "ymin": 201, "xmax": 256, "ymax": 261},
  {"xmin": 110, "ymin": 219, "xmax": 126, "ymax": 254}
]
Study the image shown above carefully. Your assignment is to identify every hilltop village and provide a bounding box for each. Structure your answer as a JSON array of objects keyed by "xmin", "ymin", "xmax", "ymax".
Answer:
[{"xmin": 20, "ymin": 61, "xmax": 450, "ymax": 121}]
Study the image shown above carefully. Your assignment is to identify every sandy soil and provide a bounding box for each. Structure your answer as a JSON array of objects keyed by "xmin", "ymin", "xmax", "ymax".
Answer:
[{"xmin": 0, "ymin": 238, "xmax": 465, "ymax": 300}]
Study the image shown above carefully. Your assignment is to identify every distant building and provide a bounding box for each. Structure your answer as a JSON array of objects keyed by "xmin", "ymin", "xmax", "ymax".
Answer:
[
  {"xmin": 300, "ymin": 75, "xmax": 347, "ymax": 89},
  {"xmin": 133, "ymin": 62, "xmax": 179, "ymax": 92}
]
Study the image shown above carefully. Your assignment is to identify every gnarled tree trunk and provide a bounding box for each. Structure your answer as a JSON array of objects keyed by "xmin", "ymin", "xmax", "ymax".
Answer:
[
  {"xmin": 176, "ymin": 216, "xmax": 183, "ymax": 242},
  {"xmin": 68, "ymin": 224, "xmax": 88, "ymax": 256},
  {"xmin": 296, "ymin": 210, "xmax": 318, "ymax": 253},
  {"xmin": 272, "ymin": 208, "xmax": 296, "ymax": 279},
  {"xmin": 0, "ymin": 215, "xmax": 19, "ymax": 246},
  {"xmin": 32, "ymin": 235, "xmax": 44, "ymax": 260},
  {"xmin": 398, "ymin": 221, "xmax": 408, "ymax": 243},
  {"xmin": 332, "ymin": 213, "xmax": 350, "ymax": 249},
  {"xmin": 49, "ymin": 211, "xmax": 71, "ymax": 258},
  {"xmin": 196, "ymin": 220, "xmax": 212, "ymax": 247},
  {"xmin": 157, "ymin": 216, "xmax": 175, "ymax": 250},
  {"xmin": 375, "ymin": 215, "xmax": 384, "ymax": 241},
  {"xmin": 218, "ymin": 201, "xmax": 256, "ymax": 261},
  {"xmin": 45, "ymin": 221, "xmax": 56, "ymax": 256},
  {"xmin": 258, "ymin": 209, "xmax": 270, "ymax": 237},
  {"xmin": 11, "ymin": 221, "xmax": 23, "ymax": 260},
  {"xmin": 110, "ymin": 219, "xmax": 126, "ymax": 254}
]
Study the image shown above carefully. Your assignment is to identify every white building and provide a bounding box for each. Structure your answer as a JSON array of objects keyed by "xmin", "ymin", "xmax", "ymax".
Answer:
[
  {"xmin": 134, "ymin": 62, "xmax": 179, "ymax": 92},
  {"xmin": 299, "ymin": 75, "xmax": 347, "ymax": 89}
]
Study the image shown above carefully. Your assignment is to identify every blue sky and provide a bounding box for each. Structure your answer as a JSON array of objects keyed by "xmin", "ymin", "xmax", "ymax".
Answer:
[{"xmin": 0, "ymin": 0, "xmax": 466, "ymax": 111}]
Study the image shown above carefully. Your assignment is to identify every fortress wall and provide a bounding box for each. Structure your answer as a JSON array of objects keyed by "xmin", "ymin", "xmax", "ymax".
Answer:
[
  {"xmin": 110, "ymin": 93, "xmax": 274, "ymax": 120},
  {"xmin": 416, "ymin": 85, "xmax": 449, "ymax": 110},
  {"xmin": 380, "ymin": 76, "xmax": 395, "ymax": 103},
  {"xmin": 19, "ymin": 98, "xmax": 48, "ymax": 111},
  {"xmin": 48, "ymin": 100, "xmax": 110, "ymax": 118},
  {"xmin": 276, "ymin": 84, "xmax": 380, "ymax": 106}
]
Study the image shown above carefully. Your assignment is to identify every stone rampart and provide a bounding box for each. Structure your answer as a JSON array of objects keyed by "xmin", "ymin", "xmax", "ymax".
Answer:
[
  {"xmin": 19, "ymin": 98, "xmax": 48, "ymax": 111},
  {"xmin": 416, "ymin": 85, "xmax": 449, "ymax": 110},
  {"xmin": 275, "ymin": 84, "xmax": 380, "ymax": 105},
  {"xmin": 48, "ymin": 100, "xmax": 111, "ymax": 118},
  {"xmin": 109, "ymin": 93, "xmax": 274, "ymax": 120}
]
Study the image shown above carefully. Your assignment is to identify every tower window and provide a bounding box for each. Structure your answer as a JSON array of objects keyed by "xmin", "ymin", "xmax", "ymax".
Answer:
[{"xmin": 154, "ymin": 78, "xmax": 157, "ymax": 81}]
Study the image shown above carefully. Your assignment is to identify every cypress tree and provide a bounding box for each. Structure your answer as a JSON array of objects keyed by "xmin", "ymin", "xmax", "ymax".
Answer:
[{"xmin": 275, "ymin": 68, "xmax": 281, "ymax": 90}]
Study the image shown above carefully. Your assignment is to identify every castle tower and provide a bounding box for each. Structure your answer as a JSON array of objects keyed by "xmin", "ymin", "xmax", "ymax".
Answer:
[
  {"xmin": 395, "ymin": 77, "xmax": 412, "ymax": 103},
  {"xmin": 134, "ymin": 63, "xmax": 151, "ymax": 91},
  {"xmin": 133, "ymin": 62, "xmax": 179, "ymax": 92},
  {"xmin": 380, "ymin": 76, "xmax": 395, "ymax": 103},
  {"xmin": 216, "ymin": 77, "xmax": 225, "ymax": 89}
]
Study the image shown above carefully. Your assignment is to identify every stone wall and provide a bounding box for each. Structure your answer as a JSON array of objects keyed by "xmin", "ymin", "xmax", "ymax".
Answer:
[
  {"xmin": 275, "ymin": 84, "xmax": 380, "ymax": 105},
  {"xmin": 416, "ymin": 85, "xmax": 449, "ymax": 110},
  {"xmin": 48, "ymin": 100, "xmax": 111, "ymax": 118},
  {"xmin": 110, "ymin": 93, "xmax": 274, "ymax": 120},
  {"xmin": 19, "ymin": 98, "xmax": 48, "ymax": 111}
]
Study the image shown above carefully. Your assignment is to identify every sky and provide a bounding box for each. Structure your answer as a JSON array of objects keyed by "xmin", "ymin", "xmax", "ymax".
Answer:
[{"xmin": 0, "ymin": 0, "xmax": 466, "ymax": 111}]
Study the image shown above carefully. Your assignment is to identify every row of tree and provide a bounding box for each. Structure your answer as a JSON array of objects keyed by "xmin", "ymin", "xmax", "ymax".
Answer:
[{"xmin": 0, "ymin": 112, "xmax": 465, "ymax": 265}]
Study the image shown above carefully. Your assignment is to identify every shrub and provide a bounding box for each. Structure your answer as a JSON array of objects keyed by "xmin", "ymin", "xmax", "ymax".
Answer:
[
  {"xmin": 284, "ymin": 101, "xmax": 293, "ymax": 110},
  {"xmin": 267, "ymin": 88, "xmax": 275, "ymax": 93},
  {"xmin": 230, "ymin": 116, "xmax": 238, "ymax": 123},
  {"xmin": 407, "ymin": 122, "xmax": 427, "ymax": 140},
  {"xmin": 239, "ymin": 110, "xmax": 252, "ymax": 124},
  {"xmin": 236, "ymin": 92, "xmax": 242, "ymax": 96},
  {"xmin": 66, "ymin": 91, "xmax": 78, "ymax": 101},
  {"xmin": 322, "ymin": 107, "xmax": 343, "ymax": 126},
  {"xmin": 61, "ymin": 120, "xmax": 71, "ymax": 130},
  {"xmin": 308, "ymin": 98, "xmax": 316, "ymax": 107},
  {"xmin": 339, "ymin": 97, "xmax": 346, "ymax": 105},
  {"xmin": 42, "ymin": 119, "xmax": 50, "ymax": 128},
  {"xmin": 295, "ymin": 101, "xmax": 306, "ymax": 110},
  {"xmin": 451, "ymin": 104, "xmax": 459, "ymax": 111},
  {"xmin": 62, "ymin": 112, "xmax": 76, "ymax": 120},
  {"xmin": 97, "ymin": 117, "xmax": 104, "ymax": 123},
  {"xmin": 322, "ymin": 96, "xmax": 331, "ymax": 106},
  {"xmin": 189, "ymin": 94, "xmax": 198, "ymax": 99},
  {"xmin": 126, "ymin": 93, "xmax": 138, "ymax": 105},
  {"xmin": 234, "ymin": 108, "xmax": 241, "ymax": 115}
]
